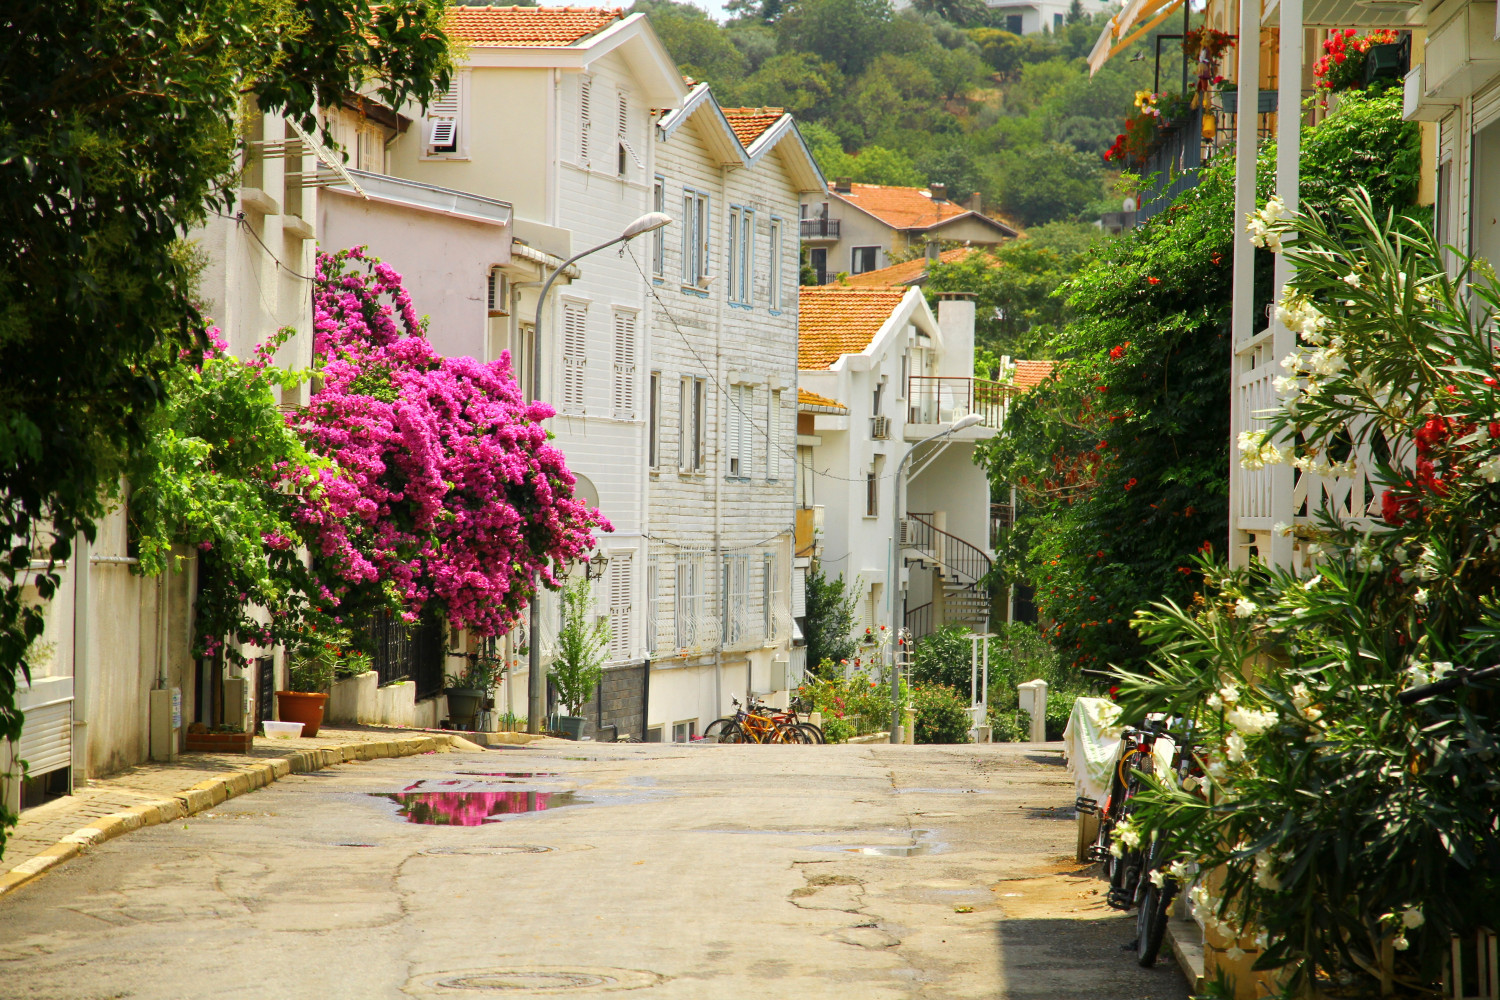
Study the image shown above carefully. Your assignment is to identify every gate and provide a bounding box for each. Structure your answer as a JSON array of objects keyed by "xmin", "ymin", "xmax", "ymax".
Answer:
[{"xmin": 361, "ymin": 610, "xmax": 447, "ymax": 701}]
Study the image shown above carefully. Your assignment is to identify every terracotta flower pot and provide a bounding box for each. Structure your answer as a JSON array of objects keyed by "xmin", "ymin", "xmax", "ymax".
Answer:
[
  {"xmin": 276, "ymin": 691, "xmax": 328, "ymax": 738},
  {"xmin": 184, "ymin": 731, "xmax": 254, "ymax": 753}
]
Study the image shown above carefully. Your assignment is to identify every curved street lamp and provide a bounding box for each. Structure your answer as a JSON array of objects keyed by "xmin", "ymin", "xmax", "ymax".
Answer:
[
  {"xmin": 526, "ymin": 212, "xmax": 672, "ymax": 735},
  {"xmin": 889, "ymin": 411, "xmax": 983, "ymax": 744}
]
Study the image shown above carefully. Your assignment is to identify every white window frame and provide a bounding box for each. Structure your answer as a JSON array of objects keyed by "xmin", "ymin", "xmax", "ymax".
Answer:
[
  {"xmin": 679, "ymin": 376, "xmax": 705, "ymax": 472},
  {"xmin": 681, "ymin": 189, "xmax": 710, "ymax": 287},
  {"xmin": 740, "ymin": 208, "xmax": 755, "ymax": 306},
  {"xmin": 727, "ymin": 207, "xmax": 741, "ymax": 303}
]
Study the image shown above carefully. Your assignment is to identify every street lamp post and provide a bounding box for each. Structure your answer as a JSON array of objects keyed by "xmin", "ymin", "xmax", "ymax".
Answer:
[
  {"xmin": 526, "ymin": 212, "xmax": 672, "ymax": 735},
  {"xmin": 889, "ymin": 412, "xmax": 983, "ymax": 744}
]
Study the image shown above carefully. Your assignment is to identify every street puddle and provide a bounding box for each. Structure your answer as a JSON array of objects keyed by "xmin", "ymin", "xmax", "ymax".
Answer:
[
  {"xmin": 454, "ymin": 772, "xmax": 561, "ymax": 780},
  {"xmin": 374, "ymin": 787, "xmax": 581, "ymax": 825},
  {"xmin": 802, "ymin": 831, "xmax": 943, "ymax": 857}
]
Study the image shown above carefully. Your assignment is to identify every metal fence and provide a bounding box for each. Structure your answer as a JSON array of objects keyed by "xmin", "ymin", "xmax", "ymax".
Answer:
[{"xmin": 360, "ymin": 610, "xmax": 446, "ymax": 700}]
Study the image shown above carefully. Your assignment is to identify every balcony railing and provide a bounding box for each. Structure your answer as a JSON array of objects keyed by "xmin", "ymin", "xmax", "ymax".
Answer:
[
  {"xmin": 800, "ymin": 217, "xmax": 841, "ymax": 240},
  {"xmin": 906, "ymin": 376, "xmax": 1007, "ymax": 430}
]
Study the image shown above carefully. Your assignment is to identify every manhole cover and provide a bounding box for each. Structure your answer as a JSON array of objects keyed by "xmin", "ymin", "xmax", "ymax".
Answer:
[
  {"xmin": 423, "ymin": 845, "xmax": 553, "ymax": 856},
  {"xmin": 404, "ymin": 967, "xmax": 664, "ymax": 995}
]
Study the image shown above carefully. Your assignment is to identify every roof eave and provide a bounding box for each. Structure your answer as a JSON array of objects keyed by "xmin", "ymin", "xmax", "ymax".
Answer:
[{"xmin": 745, "ymin": 117, "xmax": 828, "ymax": 196}]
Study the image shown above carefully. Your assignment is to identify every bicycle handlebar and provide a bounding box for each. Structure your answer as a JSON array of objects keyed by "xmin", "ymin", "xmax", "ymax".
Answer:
[{"xmin": 1398, "ymin": 663, "xmax": 1500, "ymax": 705}]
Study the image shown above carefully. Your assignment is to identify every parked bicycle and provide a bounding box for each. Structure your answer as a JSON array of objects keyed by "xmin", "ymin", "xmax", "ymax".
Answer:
[{"xmin": 703, "ymin": 698, "xmax": 824, "ymax": 744}]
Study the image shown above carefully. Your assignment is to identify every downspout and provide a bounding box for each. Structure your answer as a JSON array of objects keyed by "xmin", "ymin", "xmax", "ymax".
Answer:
[
  {"xmin": 713, "ymin": 163, "xmax": 729, "ymax": 715},
  {"xmin": 71, "ymin": 533, "xmax": 91, "ymax": 786}
]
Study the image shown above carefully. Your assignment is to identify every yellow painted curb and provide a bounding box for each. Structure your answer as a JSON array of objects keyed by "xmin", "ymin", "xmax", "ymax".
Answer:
[{"xmin": 1, "ymin": 732, "xmax": 456, "ymax": 900}]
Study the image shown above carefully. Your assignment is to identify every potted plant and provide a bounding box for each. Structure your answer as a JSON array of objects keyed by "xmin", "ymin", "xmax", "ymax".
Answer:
[
  {"xmin": 277, "ymin": 641, "xmax": 335, "ymax": 737},
  {"xmin": 445, "ymin": 651, "xmax": 499, "ymax": 732},
  {"xmin": 184, "ymin": 722, "xmax": 254, "ymax": 753},
  {"xmin": 548, "ymin": 577, "xmax": 608, "ymax": 740}
]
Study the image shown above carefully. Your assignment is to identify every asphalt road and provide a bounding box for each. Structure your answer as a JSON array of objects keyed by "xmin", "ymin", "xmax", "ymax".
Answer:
[{"xmin": 0, "ymin": 741, "xmax": 1191, "ymax": 1000}]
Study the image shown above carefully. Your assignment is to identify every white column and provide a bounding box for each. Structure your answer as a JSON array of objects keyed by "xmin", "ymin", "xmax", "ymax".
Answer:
[
  {"xmin": 1228, "ymin": 0, "xmax": 1261, "ymax": 569},
  {"xmin": 1269, "ymin": 0, "xmax": 1302, "ymax": 570}
]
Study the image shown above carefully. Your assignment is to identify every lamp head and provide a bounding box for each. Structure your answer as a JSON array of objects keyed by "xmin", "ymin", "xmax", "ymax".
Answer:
[
  {"xmin": 950, "ymin": 413, "xmax": 983, "ymax": 432},
  {"xmin": 621, "ymin": 212, "xmax": 673, "ymax": 241}
]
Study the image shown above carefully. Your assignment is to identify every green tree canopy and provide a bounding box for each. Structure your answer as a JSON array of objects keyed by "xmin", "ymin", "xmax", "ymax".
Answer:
[{"xmin": 776, "ymin": 0, "xmax": 897, "ymax": 77}]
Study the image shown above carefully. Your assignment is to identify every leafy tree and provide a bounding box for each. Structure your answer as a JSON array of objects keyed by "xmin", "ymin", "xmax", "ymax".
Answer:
[
  {"xmin": 910, "ymin": 0, "xmax": 988, "ymax": 26},
  {"xmin": 995, "ymin": 141, "xmax": 1103, "ymax": 225},
  {"xmin": 925, "ymin": 237, "xmax": 1089, "ymax": 358},
  {"xmin": 968, "ymin": 27, "xmax": 1026, "ymax": 80},
  {"xmin": 917, "ymin": 43, "xmax": 987, "ymax": 102},
  {"xmin": 911, "ymin": 683, "xmax": 972, "ymax": 742},
  {"xmin": 0, "ymin": 0, "xmax": 452, "ymax": 859},
  {"xmin": 776, "ymin": 0, "xmax": 897, "ymax": 77},
  {"xmin": 725, "ymin": 23, "xmax": 779, "ymax": 73},
  {"xmin": 633, "ymin": 0, "xmax": 747, "ymax": 84},
  {"xmin": 550, "ymin": 578, "xmax": 608, "ymax": 718},
  {"xmin": 804, "ymin": 564, "xmax": 859, "ymax": 671},
  {"xmin": 739, "ymin": 52, "xmax": 845, "ymax": 118}
]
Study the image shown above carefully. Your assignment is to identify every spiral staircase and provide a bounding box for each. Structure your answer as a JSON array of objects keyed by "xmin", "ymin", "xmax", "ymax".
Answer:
[{"xmin": 900, "ymin": 511, "xmax": 991, "ymax": 641}]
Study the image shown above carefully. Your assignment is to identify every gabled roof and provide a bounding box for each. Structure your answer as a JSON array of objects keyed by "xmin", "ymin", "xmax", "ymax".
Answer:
[
  {"xmin": 445, "ymin": 6, "xmax": 625, "ymax": 46},
  {"xmin": 720, "ymin": 107, "xmax": 784, "ymax": 147},
  {"xmin": 842, "ymin": 247, "xmax": 979, "ymax": 288},
  {"xmin": 798, "ymin": 287, "xmax": 909, "ymax": 370},
  {"xmin": 658, "ymin": 85, "xmax": 826, "ymax": 195},
  {"xmin": 1009, "ymin": 360, "xmax": 1056, "ymax": 393},
  {"xmin": 797, "ymin": 388, "xmax": 848, "ymax": 413},
  {"xmin": 830, "ymin": 183, "xmax": 1021, "ymax": 239}
]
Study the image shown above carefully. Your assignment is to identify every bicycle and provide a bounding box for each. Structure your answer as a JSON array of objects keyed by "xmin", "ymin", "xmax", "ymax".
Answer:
[
  {"xmin": 1134, "ymin": 727, "xmax": 1204, "ymax": 967},
  {"xmin": 713, "ymin": 698, "xmax": 807, "ymax": 744}
]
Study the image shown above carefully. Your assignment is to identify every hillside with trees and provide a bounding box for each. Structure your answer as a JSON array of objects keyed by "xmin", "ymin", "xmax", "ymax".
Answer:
[{"xmin": 633, "ymin": 0, "xmax": 1170, "ymax": 227}]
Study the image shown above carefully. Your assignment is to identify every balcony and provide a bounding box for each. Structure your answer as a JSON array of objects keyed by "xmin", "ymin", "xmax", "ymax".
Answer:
[
  {"xmin": 906, "ymin": 376, "xmax": 1007, "ymax": 432},
  {"xmin": 800, "ymin": 217, "xmax": 841, "ymax": 241}
]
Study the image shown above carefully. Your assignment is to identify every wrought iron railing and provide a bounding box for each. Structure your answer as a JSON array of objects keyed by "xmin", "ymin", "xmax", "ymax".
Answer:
[
  {"xmin": 800, "ymin": 217, "xmax": 840, "ymax": 240},
  {"xmin": 903, "ymin": 512, "xmax": 991, "ymax": 587},
  {"xmin": 904, "ymin": 602, "xmax": 932, "ymax": 641},
  {"xmin": 359, "ymin": 610, "xmax": 446, "ymax": 700},
  {"xmin": 906, "ymin": 376, "xmax": 1007, "ymax": 429}
]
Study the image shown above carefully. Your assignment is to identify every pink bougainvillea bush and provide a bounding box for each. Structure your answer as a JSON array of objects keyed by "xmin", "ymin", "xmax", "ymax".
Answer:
[{"xmin": 292, "ymin": 247, "xmax": 608, "ymax": 637}]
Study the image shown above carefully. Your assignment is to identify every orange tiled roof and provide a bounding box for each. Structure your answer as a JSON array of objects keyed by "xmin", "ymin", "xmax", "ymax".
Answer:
[
  {"xmin": 798, "ymin": 286, "xmax": 908, "ymax": 370},
  {"xmin": 720, "ymin": 107, "xmax": 785, "ymax": 147},
  {"xmin": 843, "ymin": 247, "xmax": 978, "ymax": 288},
  {"xmin": 1010, "ymin": 360, "xmax": 1056, "ymax": 393},
  {"xmin": 832, "ymin": 183, "xmax": 971, "ymax": 231},
  {"xmin": 445, "ymin": 6, "xmax": 624, "ymax": 47},
  {"xmin": 797, "ymin": 388, "xmax": 848, "ymax": 412}
]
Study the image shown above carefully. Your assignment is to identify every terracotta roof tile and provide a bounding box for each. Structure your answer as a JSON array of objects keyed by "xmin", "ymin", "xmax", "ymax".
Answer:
[
  {"xmin": 832, "ymin": 183, "xmax": 969, "ymax": 231},
  {"xmin": 445, "ymin": 7, "xmax": 624, "ymax": 47},
  {"xmin": 1010, "ymin": 360, "xmax": 1055, "ymax": 393},
  {"xmin": 798, "ymin": 286, "xmax": 908, "ymax": 370},
  {"xmin": 719, "ymin": 107, "xmax": 785, "ymax": 147},
  {"xmin": 843, "ymin": 247, "xmax": 978, "ymax": 287},
  {"xmin": 797, "ymin": 388, "xmax": 848, "ymax": 412}
]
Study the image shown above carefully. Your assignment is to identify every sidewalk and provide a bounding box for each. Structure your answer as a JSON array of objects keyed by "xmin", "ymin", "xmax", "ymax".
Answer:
[{"xmin": 0, "ymin": 724, "xmax": 474, "ymax": 899}]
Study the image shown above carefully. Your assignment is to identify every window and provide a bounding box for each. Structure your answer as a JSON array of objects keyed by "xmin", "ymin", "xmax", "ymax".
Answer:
[
  {"xmin": 425, "ymin": 80, "xmax": 461, "ymax": 155},
  {"xmin": 679, "ymin": 376, "xmax": 704, "ymax": 471},
  {"xmin": 873, "ymin": 377, "xmax": 885, "ymax": 415},
  {"xmin": 1005, "ymin": 13, "xmax": 1023, "ymax": 32},
  {"xmin": 645, "ymin": 725, "xmax": 664, "ymax": 743},
  {"xmin": 652, "ymin": 177, "xmax": 666, "ymax": 276},
  {"xmin": 672, "ymin": 719, "xmax": 697, "ymax": 742},
  {"xmin": 725, "ymin": 554, "xmax": 750, "ymax": 645},
  {"xmin": 608, "ymin": 553, "xmax": 632, "ymax": 661},
  {"xmin": 1053, "ymin": 11, "xmax": 1063, "ymax": 29},
  {"xmin": 739, "ymin": 209, "xmax": 754, "ymax": 305},
  {"xmin": 648, "ymin": 372, "xmax": 661, "ymax": 467},
  {"xmin": 809, "ymin": 247, "xmax": 828, "ymax": 286},
  {"xmin": 578, "ymin": 76, "xmax": 592, "ymax": 166},
  {"xmin": 851, "ymin": 246, "xmax": 879, "ymax": 275},
  {"xmin": 612, "ymin": 310, "xmax": 637, "ymax": 419},
  {"xmin": 616, "ymin": 92, "xmax": 630, "ymax": 177},
  {"xmin": 761, "ymin": 552, "xmax": 777, "ymax": 641},
  {"xmin": 681, "ymin": 190, "xmax": 710, "ymax": 286},
  {"xmin": 561, "ymin": 303, "xmax": 588, "ymax": 414},
  {"xmin": 727, "ymin": 207, "xmax": 741, "ymax": 301},
  {"xmin": 727, "ymin": 383, "xmax": 753, "ymax": 478},
  {"xmin": 766, "ymin": 389, "xmax": 781, "ymax": 480},
  {"xmin": 866, "ymin": 467, "xmax": 879, "ymax": 517},
  {"xmin": 675, "ymin": 552, "xmax": 702, "ymax": 648},
  {"xmin": 771, "ymin": 217, "xmax": 785, "ymax": 298},
  {"xmin": 646, "ymin": 558, "xmax": 659, "ymax": 652}
]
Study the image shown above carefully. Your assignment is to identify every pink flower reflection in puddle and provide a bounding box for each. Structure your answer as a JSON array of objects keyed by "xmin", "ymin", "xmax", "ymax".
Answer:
[{"xmin": 375, "ymin": 780, "xmax": 577, "ymax": 825}]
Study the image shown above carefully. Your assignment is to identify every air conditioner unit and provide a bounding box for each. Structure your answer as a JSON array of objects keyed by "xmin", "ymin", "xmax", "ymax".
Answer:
[
  {"xmin": 487, "ymin": 270, "xmax": 511, "ymax": 317},
  {"xmin": 870, "ymin": 415, "xmax": 891, "ymax": 439}
]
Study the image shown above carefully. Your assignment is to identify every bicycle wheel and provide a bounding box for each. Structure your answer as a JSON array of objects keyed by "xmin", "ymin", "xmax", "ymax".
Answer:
[
  {"xmin": 717, "ymin": 720, "xmax": 746, "ymax": 744},
  {"xmin": 776, "ymin": 722, "xmax": 812, "ymax": 744},
  {"xmin": 702, "ymin": 717, "xmax": 733, "ymax": 741},
  {"xmin": 1136, "ymin": 875, "xmax": 1175, "ymax": 967},
  {"xmin": 797, "ymin": 722, "xmax": 826, "ymax": 744}
]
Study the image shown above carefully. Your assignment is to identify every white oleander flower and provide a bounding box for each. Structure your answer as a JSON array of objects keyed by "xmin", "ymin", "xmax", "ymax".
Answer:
[
  {"xmin": 1401, "ymin": 906, "xmax": 1424, "ymax": 929},
  {"xmin": 1414, "ymin": 588, "xmax": 1430, "ymax": 606},
  {"xmin": 1149, "ymin": 869, "xmax": 1166, "ymax": 888},
  {"xmin": 1476, "ymin": 454, "xmax": 1500, "ymax": 483},
  {"xmin": 1262, "ymin": 195, "xmax": 1288, "ymax": 222},
  {"xmin": 1218, "ymin": 684, "xmax": 1240, "ymax": 707},
  {"xmin": 1254, "ymin": 930, "xmax": 1270, "ymax": 950},
  {"xmin": 1274, "ymin": 521, "xmax": 1292, "ymax": 537},
  {"xmin": 1393, "ymin": 935, "xmax": 1410, "ymax": 951},
  {"xmin": 1253, "ymin": 851, "xmax": 1281, "ymax": 890},
  {"xmin": 1234, "ymin": 597, "xmax": 1256, "ymax": 618},
  {"xmin": 1168, "ymin": 860, "xmax": 1192, "ymax": 881},
  {"xmin": 1109, "ymin": 838, "xmax": 1124, "ymax": 858},
  {"xmin": 1303, "ymin": 574, "xmax": 1322, "ymax": 592},
  {"xmin": 1343, "ymin": 271, "xmax": 1361, "ymax": 288},
  {"xmin": 1182, "ymin": 775, "xmax": 1199, "ymax": 791},
  {"xmin": 1225, "ymin": 946, "xmax": 1247, "ymax": 962},
  {"xmin": 1225, "ymin": 732, "xmax": 1247, "ymax": 763},
  {"xmin": 1227, "ymin": 706, "xmax": 1278, "ymax": 735}
]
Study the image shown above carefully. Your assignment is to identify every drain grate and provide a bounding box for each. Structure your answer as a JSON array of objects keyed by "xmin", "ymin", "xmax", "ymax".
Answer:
[
  {"xmin": 404, "ymin": 967, "xmax": 663, "ymax": 995},
  {"xmin": 423, "ymin": 845, "xmax": 553, "ymax": 856}
]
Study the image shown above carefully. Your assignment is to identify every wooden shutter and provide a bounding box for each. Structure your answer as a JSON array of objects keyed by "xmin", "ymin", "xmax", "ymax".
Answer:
[
  {"xmin": 427, "ymin": 82, "xmax": 460, "ymax": 152},
  {"xmin": 612, "ymin": 311, "xmax": 637, "ymax": 419},
  {"xmin": 727, "ymin": 385, "xmax": 742, "ymax": 477},
  {"xmin": 562, "ymin": 303, "xmax": 588, "ymax": 413},
  {"xmin": 579, "ymin": 76, "xmax": 592, "ymax": 165},
  {"xmin": 767, "ymin": 389, "xmax": 780, "ymax": 480},
  {"xmin": 609, "ymin": 554, "xmax": 632, "ymax": 660}
]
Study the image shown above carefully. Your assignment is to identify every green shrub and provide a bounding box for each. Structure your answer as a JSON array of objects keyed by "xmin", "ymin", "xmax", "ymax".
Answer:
[
  {"xmin": 799, "ymin": 668, "xmax": 896, "ymax": 737},
  {"xmin": 820, "ymin": 714, "xmax": 854, "ymax": 744},
  {"xmin": 912, "ymin": 683, "xmax": 972, "ymax": 744}
]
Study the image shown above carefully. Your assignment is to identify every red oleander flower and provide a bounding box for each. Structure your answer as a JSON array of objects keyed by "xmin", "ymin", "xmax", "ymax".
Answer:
[{"xmin": 1147, "ymin": 276, "xmax": 1161, "ymax": 285}]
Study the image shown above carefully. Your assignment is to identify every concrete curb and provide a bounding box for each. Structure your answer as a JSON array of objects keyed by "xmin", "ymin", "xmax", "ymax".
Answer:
[{"xmin": 0, "ymin": 733, "xmax": 453, "ymax": 902}]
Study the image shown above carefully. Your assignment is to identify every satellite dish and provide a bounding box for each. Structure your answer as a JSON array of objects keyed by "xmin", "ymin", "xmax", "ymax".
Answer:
[{"xmin": 1123, "ymin": 196, "xmax": 1138, "ymax": 212}]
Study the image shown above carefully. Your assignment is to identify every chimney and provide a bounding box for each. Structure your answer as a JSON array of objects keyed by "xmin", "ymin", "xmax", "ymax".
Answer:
[
  {"xmin": 936, "ymin": 293, "xmax": 975, "ymax": 378},
  {"xmin": 925, "ymin": 241, "xmax": 942, "ymax": 262},
  {"xmin": 967, "ymin": 191, "xmax": 982, "ymax": 213},
  {"xmin": 929, "ymin": 183, "xmax": 947, "ymax": 202},
  {"xmin": 834, "ymin": 177, "xmax": 853, "ymax": 194}
]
